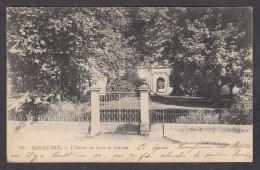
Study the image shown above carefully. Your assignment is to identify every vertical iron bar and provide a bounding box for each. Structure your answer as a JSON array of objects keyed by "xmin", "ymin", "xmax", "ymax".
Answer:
[
  {"xmin": 119, "ymin": 93, "xmax": 121, "ymax": 120},
  {"xmin": 163, "ymin": 109, "xmax": 165, "ymax": 136}
]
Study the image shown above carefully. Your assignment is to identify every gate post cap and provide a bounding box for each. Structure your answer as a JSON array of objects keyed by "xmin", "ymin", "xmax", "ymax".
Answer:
[
  {"xmin": 87, "ymin": 87, "xmax": 102, "ymax": 91},
  {"xmin": 138, "ymin": 84, "xmax": 150, "ymax": 91}
]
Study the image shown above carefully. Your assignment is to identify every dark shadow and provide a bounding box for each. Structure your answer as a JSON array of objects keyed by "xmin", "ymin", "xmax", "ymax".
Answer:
[
  {"xmin": 150, "ymin": 95, "xmax": 230, "ymax": 108},
  {"xmin": 105, "ymin": 123, "xmax": 140, "ymax": 135}
]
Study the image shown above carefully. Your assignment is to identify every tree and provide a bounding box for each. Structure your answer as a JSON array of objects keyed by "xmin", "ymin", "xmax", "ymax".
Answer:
[
  {"xmin": 175, "ymin": 8, "xmax": 252, "ymax": 100},
  {"xmin": 7, "ymin": 7, "xmax": 143, "ymax": 105},
  {"xmin": 77, "ymin": 8, "xmax": 139, "ymax": 91},
  {"xmin": 7, "ymin": 7, "xmax": 94, "ymax": 102},
  {"xmin": 126, "ymin": 7, "xmax": 252, "ymax": 99},
  {"xmin": 7, "ymin": 7, "xmax": 253, "ymax": 104}
]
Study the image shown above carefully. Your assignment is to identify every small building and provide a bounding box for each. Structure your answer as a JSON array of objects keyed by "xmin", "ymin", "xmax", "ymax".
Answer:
[{"xmin": 137, "ymin": 64, "xmax": 173, "ymax": 95}]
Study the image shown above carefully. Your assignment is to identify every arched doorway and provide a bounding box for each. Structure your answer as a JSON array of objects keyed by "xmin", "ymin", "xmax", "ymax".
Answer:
[{"xmin": 156, "ymin": 77, "xmax": 165, "ymax": 93}]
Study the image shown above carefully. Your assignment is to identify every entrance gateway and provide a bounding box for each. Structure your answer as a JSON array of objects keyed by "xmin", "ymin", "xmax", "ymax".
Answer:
[
  {"xmin": 88, "ymin": 86, "xmax": 150, "ymax": 136},
  {"xmin": 137, "ymin": 63, "xmax": 173, "ymax": 95},
  {"xmin": 99, "ymin": 92, "xmax": 140, "ymax": 123},
  {"xmin": 99, "ymin": 92, "xmax": 141, "ymax": 134}
]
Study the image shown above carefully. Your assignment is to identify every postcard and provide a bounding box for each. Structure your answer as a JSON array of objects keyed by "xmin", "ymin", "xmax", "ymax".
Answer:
[{"xmin": 6, "ymin": 7, "xmax": 253, "ymax": 162}]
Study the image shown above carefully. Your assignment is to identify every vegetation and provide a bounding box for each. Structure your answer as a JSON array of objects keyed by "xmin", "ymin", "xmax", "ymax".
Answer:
[
  {"xmin": 220, "ymin": 82, "xmax": 253, "ymax": 125},
  {"xmin": 125, "ymin": 8, "xmax": 252, "ymax": 99},
  {"xmin": 176, "ymin": 112, "xmax": 220, "ymax": 124},
  {"xmin": 7, "ymin": 7, "xmax": 252, "ymax": 121}
]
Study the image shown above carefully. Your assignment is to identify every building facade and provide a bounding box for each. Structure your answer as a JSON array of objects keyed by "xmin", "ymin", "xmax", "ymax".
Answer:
[{"xmin": 137, "ymin": 64, "xmax": 173, "ymax": 95}]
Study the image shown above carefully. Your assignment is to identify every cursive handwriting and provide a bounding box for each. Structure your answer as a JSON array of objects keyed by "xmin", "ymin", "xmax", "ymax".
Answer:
[
  {"xmin": 231, "ymin": 141, "xmax": 252, "ymax": 151},
  {"xmin": 178, "ymin": 144, "xmax": 211, "ymax": 153},
  {"xmin": 8, "ymin": 140, "xmax": 252, "ymax": 162}
]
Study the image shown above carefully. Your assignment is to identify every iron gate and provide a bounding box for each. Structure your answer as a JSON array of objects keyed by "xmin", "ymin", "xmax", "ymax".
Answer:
[{"xmin": 99, "ymin": 92, "xmax": 141, "ymax": 123}]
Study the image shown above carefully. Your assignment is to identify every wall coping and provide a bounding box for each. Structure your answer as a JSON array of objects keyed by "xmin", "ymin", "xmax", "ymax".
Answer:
[{"xmin": 87, "ymin": 87, "xmax": 102, "ymax": 92}]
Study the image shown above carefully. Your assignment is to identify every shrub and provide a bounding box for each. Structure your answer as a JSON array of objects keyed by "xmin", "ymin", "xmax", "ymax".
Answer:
[
  {"xmin": 219, "ymin": 84, "xmax": 253, "ymax": 125},
  {"xmin": 8, "ymin": 99, "xmax": 90, "ymax": 122},
  {"xmin": 176, "ymin": 110, "xmax": 220, "ymax": 124},
  {"xmin": 38, "ymin": 101, "xmax": 90, "ymax": 121},
  {"xmin": 219, "ymin": 108, "xmax": 252, "ymax": 125},
  {"xmin": 7, "ymin": 91, "xmax": 57, "ymax": 121},
  {"xmin": 8, "ymin": 101, "xmax": 48, "ymax": 121},
  {"xmin": 106, "ymin": 78, "xmax": 136, "ymax": 92}
]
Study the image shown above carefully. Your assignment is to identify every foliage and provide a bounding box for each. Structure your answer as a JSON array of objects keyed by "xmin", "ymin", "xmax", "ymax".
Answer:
[
  {"xmin": 170, "ymin": 8, "xmax": 252, "ymax": 98},
  {"xmin": 176, "ymin": 111, "xmax": 220, "ymax": 124},
  {"xmin": 8, "ymin": 101, "xmax": 90, "ymax": 121},
  {"xmin": 7, "ymin": 8, "xmax": 88, "ymax": 100},
  {"xmin": 7, "ymin": 7, "xmax": 253, "ymax": 107},
  {"xmin": 8, "ymin": 100, "xmax": 49, "ymax": 121},
  {"xmin": 106, "ymin": 78, "xmax": 136, "ymax": 92},
  {"xmin": 220, "ymin": 83, "xmax": 253, "ymax": 125},
  {"xmin": 7, "ymin": 7, "xmax": 138, "ymax": 102},
  {"xmin": 125, "ymin": 7, "xmax": 252, "ymax": 98}
]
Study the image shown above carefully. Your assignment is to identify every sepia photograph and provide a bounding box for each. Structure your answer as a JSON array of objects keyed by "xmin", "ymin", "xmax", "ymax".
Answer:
[{"xmin": 6, "ymin": 7, "xmax": 253, "ymax": 162}]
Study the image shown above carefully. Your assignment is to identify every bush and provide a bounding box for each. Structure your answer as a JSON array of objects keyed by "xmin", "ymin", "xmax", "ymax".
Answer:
[
  {"xmin": 219, "ymin": 83, "xmax": 253, "ymax": 125},
  {"xmin": 7, "ymin": 91, "xmax": 57, "ymax": 121},
  {"xmin": 8, "ymin": 101, "xmax": 48, "ymax": 121},
  {"xmin": 219, "ymin": 108, "xmax": 252, "ymax": 125},
  {"xmin": 47, "ymin": 101, "xmax": 90, "ymax": 121},
  {"xmin": 176, "ymin": 110, "xmax": 220, "ymax": 124},
  {"xmin": 8, "ymin": 99, "xmax": 91, "ymax": 122},
  {"xmin": 106, "ymin": 78, "xmax": 136, "ymax": 92}
]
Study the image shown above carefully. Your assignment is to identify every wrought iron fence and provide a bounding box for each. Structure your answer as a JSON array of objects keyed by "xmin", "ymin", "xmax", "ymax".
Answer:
[
  {"xmin": 8, "ymin": 103, "xmax": 91, "ymax": 122},
  {"xmin": 149, "ymin": 108, "xmax": 252, "ymax": 125},
  {"xmin": 100, "ymin": 92, "xmax": 141, "ymax": 122}
]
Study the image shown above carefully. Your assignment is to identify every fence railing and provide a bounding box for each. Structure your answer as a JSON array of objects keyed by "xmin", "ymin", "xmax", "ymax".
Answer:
[
  {"xmin": 150, "ymin": 108, "xmax": 252, "ymax": 125},
  {"xmin": 8, "ymin": 94, "xmax": 252, "ymax": 126},
  {"xmin": 8, "ymin": 103, "xmax": 91, "ymax": 122},
  {"xmin": 100, "ymin": 109, "xmax": 140, "ymax": 123},
  {"xmin": 100, "ymin": 92, "xmax": 141, "ymax": 122}
]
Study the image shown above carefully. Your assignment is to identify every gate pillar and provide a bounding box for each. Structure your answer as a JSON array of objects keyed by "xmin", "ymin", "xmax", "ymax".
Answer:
[
  {"xmin": 89, "ymin": 88, "xmax": 101, "ymax": 136},
  {"xmin": 139, "ymin": 86, "xmax": 150, "ymax": 136}
]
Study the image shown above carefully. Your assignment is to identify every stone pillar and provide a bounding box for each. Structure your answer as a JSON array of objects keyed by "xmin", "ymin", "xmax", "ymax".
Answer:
[
  {"xmin": 89, "ymin": 88, "xmax": 101, "ymax": 136},
  {"xmin": 139, "ymin": 86, "xmax": 150, "ymax": 136}
]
